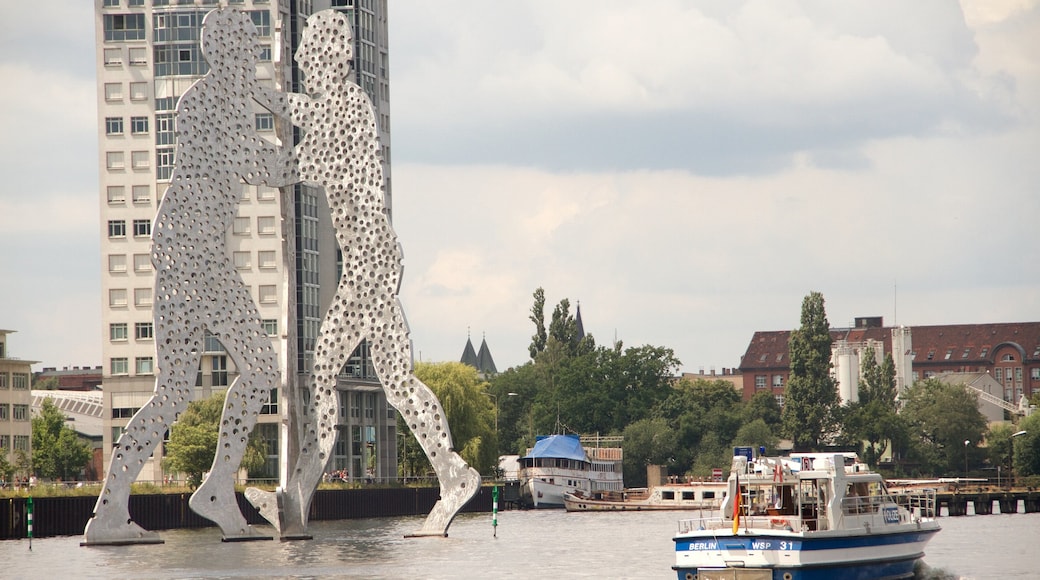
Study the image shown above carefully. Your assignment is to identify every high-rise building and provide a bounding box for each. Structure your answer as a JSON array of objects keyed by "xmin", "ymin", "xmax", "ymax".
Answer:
[
  {"xmin": 94, "ymin": 0, "xmax": 396, "ymax": 485},
  {"xmin": 0, "ymin": 330, "xmax": 37, "ymax": 470}
]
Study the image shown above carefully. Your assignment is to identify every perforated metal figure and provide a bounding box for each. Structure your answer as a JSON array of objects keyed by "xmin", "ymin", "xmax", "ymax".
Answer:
[
  {"xmin": 84, "ymin": 9, "xmax": 296, "ymax": 545},
  {"xmin": 246, "ymin": 10, "xmax": 480, "ymax": 538}
]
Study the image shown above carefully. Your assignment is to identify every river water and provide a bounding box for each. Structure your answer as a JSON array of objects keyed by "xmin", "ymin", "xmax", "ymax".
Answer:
[{"xmin": 3, "ymin": 508, "xmax": 1036, "ymax": 579}]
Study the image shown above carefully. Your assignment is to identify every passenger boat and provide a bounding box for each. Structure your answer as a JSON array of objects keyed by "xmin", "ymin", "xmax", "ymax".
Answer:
[
  {"xmin": 518, "ymin": 434, "xmax": 623, "ymax": 509},
  {"xmin": 672, "ymin": 452, "xmax": 940, "ymax": 580},
  {"xmin": 563, "ymin": 480, "xmax": 727, "ymax": 512}
]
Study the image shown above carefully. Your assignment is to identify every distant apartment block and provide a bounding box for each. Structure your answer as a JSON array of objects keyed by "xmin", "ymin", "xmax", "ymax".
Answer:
[{"xmin": 0, "ymin": 330, "xmax": 38, "ymax": 466}]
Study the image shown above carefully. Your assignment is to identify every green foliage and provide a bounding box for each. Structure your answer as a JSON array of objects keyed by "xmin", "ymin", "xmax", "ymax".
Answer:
[
  {"xmin": 782, "ymin": 291, "xmax": 839, "ymax": 450},
  {"xmin": 987, "ymin": 423, "xmax": 1014, "ymax": 483},
  {"xmin": 31, "ymin": 398, "xmax": 92, "ymax": 481},
  {"xmin": 899, "ymin": 378, "xmax": 988, "ymax": 476},
  {"xmin": 843, "ymin": 347, "xmax": 905, "ymax": 467},
  {"xmin": 413, "ymin": 361, "xmax": 497, "ymax": 475},
  {"xmin": 652, "ymin": 379, "xmax": 744, "ymax": 477},
  {"xmin": 1012, "ymin": 413, "xmax": 1040, "ymax": 478},
  {"xmin": 32, "ymin": 376, "xmax": 60, "ymax": 390},
  {"xmin": 528, "ymin": 287, "xmax": 547, "ymax": 359},
  {"xmin": 621, "ymin": 418, "xmax": 677, "ymax": 487},
  {"xmin": 742, "ymin": 390, "xmax": 782, "ymax": 429},
  {"xmin": 163, "ymin": 393, "xmax": 267, "ymax": 488},
  {"xmin": 0, "ymin": 452, "xmax": 14, "ymax": 484}
]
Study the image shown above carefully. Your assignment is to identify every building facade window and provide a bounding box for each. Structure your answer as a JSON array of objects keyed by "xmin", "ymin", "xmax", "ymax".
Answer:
[
  {"xmin": 364, "ymin": 393, "xmax": 375, "ymax": 419},
  {"xmin": 13, "ymin": 404, "xmax": 29, "ymax": 421},
  {"xmin": 129, "ymin": 47, "xmax": 148, "ymax": 65},
  {"xmin": 233, "ymin": 217, "xmax": 250, "ymax": 235},
  {"xmin": 257, "ymin": 216, "xmax": 276, "ymax": 235},
  {"xmin": 131, "ymin": 150, "xmax": 149, "ymax": 169},
  {"xmin": 109, "ymin": 288, "xmax": 128, "ymax": 307},
  {"xmin": 133, "ymin": 253, "xmax": 151, "ymax": 272},
  {"xmin": 0, "ymin": 405, "xmax": 7, "ymax": 421},
  {"xmin": 132, "ymin": 185, "xmax": 151, "ymax": 204},
  {"xmin": 772, "ymin": 374, "xmax": 784, "ymax": 388},
  {"xmin": 111, "ymin": 357, "xmax": 129, "ymax": 375},
  {"xmin": 110, "ymin": 323, "xmax": 128, "ymax": 341},
  {"xmin": 12, "ymin": 374, "xmax": 29, "ymax": 390},
  {"xmin": 133, "ymin": 219, "xmax": 151, "ymax": 237},
  {"xmin": 255, "ymin": 113, "xmax": 274, "ymax": 131},
  {"xmin": 258, "ymin": 250, "xmax": 276, "ymax": 269},
  {"xmin": 135, "ymin": 322, "xmax": 154, "ymax": 340},
  {"xmin": 248, "ymin": 10, "xmax": 271, "ymax": 36},
  {"xmin": 156, "ymin": 147, "xmax": 175, "ymax": 180},
  {"xmin": 109, "ymin": 254, "xmax": 127, "ymax": 272},
  {"xmin": 755, "ymin": 375, "xmax": 767, "ymax": 389},
  {"xmin": 104, "ymin": 13, "xmax": 147, "ymax": 42},
  {"xmin": 134, "ymin": 287, "xmax": 152, "ymax": 307},
  {"xmin": 130, "ymin": 116, "xmax": 149, "ymax": 134},
  {"xmin": 155, "ymin": 113, "xmax": 175, "ymax": 145},
  {"xmin": 13, "ymin": 435, "xmax": 29, "ymax": 451},
  {"xmin": 105, "ymin": 82, "xmax": 123, "ymax": 101},
  {"xmin": 106, "ymin": 151, "xmax": 125, "ymax": 170},
  {"xmin": 108, "ymin": 220, "xmax": 126, "ymax": 237},
  {"xmin": 258, "ymin": 285, "xmax": 277, "ymax": 304},
  {"xmin": 107, "ymin": 185, "xmax": 126, "ymax": 204},
  {"xmin": 136, "ymin": 357, "xmax": 154, "ymax": 375},
  {"xmin": 351, "ymin": 392, "xmax": 362, "ymax": 419},
  {"xmin": 130, "ymin": 82, "xmax": 147, "ymax": 101},
  {"xmin": 104, "ymin": 47, "xmax": 122, "ymax": 66},
  {"xmin": 0, "ymin": 373, "xmax": 7, "ymax": 389},
  {"xmin": 212, "ymin": 356, "xmax": 228, "ymax": 386},
  {"xmin": 261, "ymin": 319, "xmax": 278, "ymax": 336},
  {"xmin": 106, "ymin": 117, "xmax": 124, "ymax": 135}
]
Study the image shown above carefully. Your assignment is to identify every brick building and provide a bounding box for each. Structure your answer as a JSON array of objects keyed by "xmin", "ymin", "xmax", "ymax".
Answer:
[{"xmin": 739, "ymin": 319, "xmax": 1040, "ymax": 405}]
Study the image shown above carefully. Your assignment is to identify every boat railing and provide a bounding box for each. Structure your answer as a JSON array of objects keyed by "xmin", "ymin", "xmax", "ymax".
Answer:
[
  {"xmin": 891, "ymin": 487, "xmax": 939, "ymax": 519},
  {"xmin": 677, "ymin": 514, "xmax": 815, "ymax": 534},
  {"xmin": 840, "ymin": 494, "xmax": 885, "ymax": 515}
]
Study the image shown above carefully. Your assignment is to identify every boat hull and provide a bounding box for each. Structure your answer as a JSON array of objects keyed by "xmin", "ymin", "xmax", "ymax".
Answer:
[{"xmin": 673, "ymin": 527, "xmax": 939, "ymax": 580}]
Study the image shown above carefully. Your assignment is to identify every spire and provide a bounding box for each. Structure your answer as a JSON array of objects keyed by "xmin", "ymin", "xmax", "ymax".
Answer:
[
  {"xmin": 460, "ymin": 329, "xmax": 478, "ymax": 368},
  {"xmin": 476, "ymin": 333, "xmax": 498, "ymax": 375},
  {"xmin": 575, "ymin": 301, "xmax": 585, "ymax": 341}
]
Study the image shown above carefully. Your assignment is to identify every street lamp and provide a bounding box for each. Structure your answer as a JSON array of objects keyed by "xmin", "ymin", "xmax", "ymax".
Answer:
[
  {"xmin": 1011, "ymin": 430, "xmax": 1027, "ymax": 489},
  {"xmin": 964, "ymin": 440, "xmax": 970, "ymax": 480}
]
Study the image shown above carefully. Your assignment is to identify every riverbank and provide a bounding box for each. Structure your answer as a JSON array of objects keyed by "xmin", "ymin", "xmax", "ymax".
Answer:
[{"xmin": 1, "ymin": 484, "xmax": 499, "ymax": 540}]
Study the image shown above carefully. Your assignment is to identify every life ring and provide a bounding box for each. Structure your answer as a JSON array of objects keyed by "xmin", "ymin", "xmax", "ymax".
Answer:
[{"xmin": 771, "ymin": 517, "xmax": 788, "ymax": 527}]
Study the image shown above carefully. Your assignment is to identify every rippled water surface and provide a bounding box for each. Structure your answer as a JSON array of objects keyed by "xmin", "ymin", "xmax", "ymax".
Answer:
[{"xmin": 3, "ymin": 508, "xmax": 1037, "ymax": 579}]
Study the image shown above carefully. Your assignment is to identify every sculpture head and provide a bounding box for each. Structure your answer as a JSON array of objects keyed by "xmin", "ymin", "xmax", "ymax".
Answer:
[
  {"xmin": 201, "ymin": 8, "xmax": 261, "ymax": 76},
  {"xmin": 297, "ymin": 10, "xmax": 354, "ymax": 92}
]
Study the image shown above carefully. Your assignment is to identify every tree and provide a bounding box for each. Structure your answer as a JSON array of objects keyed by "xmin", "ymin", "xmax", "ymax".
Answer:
[
  {"xmin": 844, "ymin": 347, "xmax": 905, "ymax": 467},
  {"xmin": 412, "ymin": 361, "xmax": 497, "ymax": 475},
  {"xmin": 732, "ymin": 419, "xmax": 779, "ymax": 455},
  {"xmin": 782, "ymin": 291, "xmax": 839, "ymax": 450},
  {"xmin": 987, "ymin": 422, "xmax": 1015, "ymax": 485},
  {"xmin": 741, "ymin": 390, "xmax": 782, "ymax": 430},
  {"xmin": 622, "ymin": 418, "xmax": 677, "ymax": 487},
  {"xmin": 653, "ymin": 379, "xmax": 745, "ymax": 478},
  {"xmin": 1012, "ymin": 412, "xmax": 1040, "ymax": 478},
  {"xmin": 0, "ymin": 452, "xmax": 15, "ymax": 485},
  {"xmin": 900, "ymin": 378, "xmax": 988, "ymax": 476},
  {"xmin": 163, "ymin": 393, "xmax": 267, "ymax": 488},
  {"xmin": 31, "ymin": 398, "xmax": 91, "ymax": 481},
  {"xmin": 528, "ymin": 287, "xmax": 547, "ymax": 359}
]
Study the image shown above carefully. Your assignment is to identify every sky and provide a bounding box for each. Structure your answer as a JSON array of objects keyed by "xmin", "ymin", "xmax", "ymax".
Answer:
[{"xmin": 1, "ymin": 1, "xmax": 1038, "ymax": 375}]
